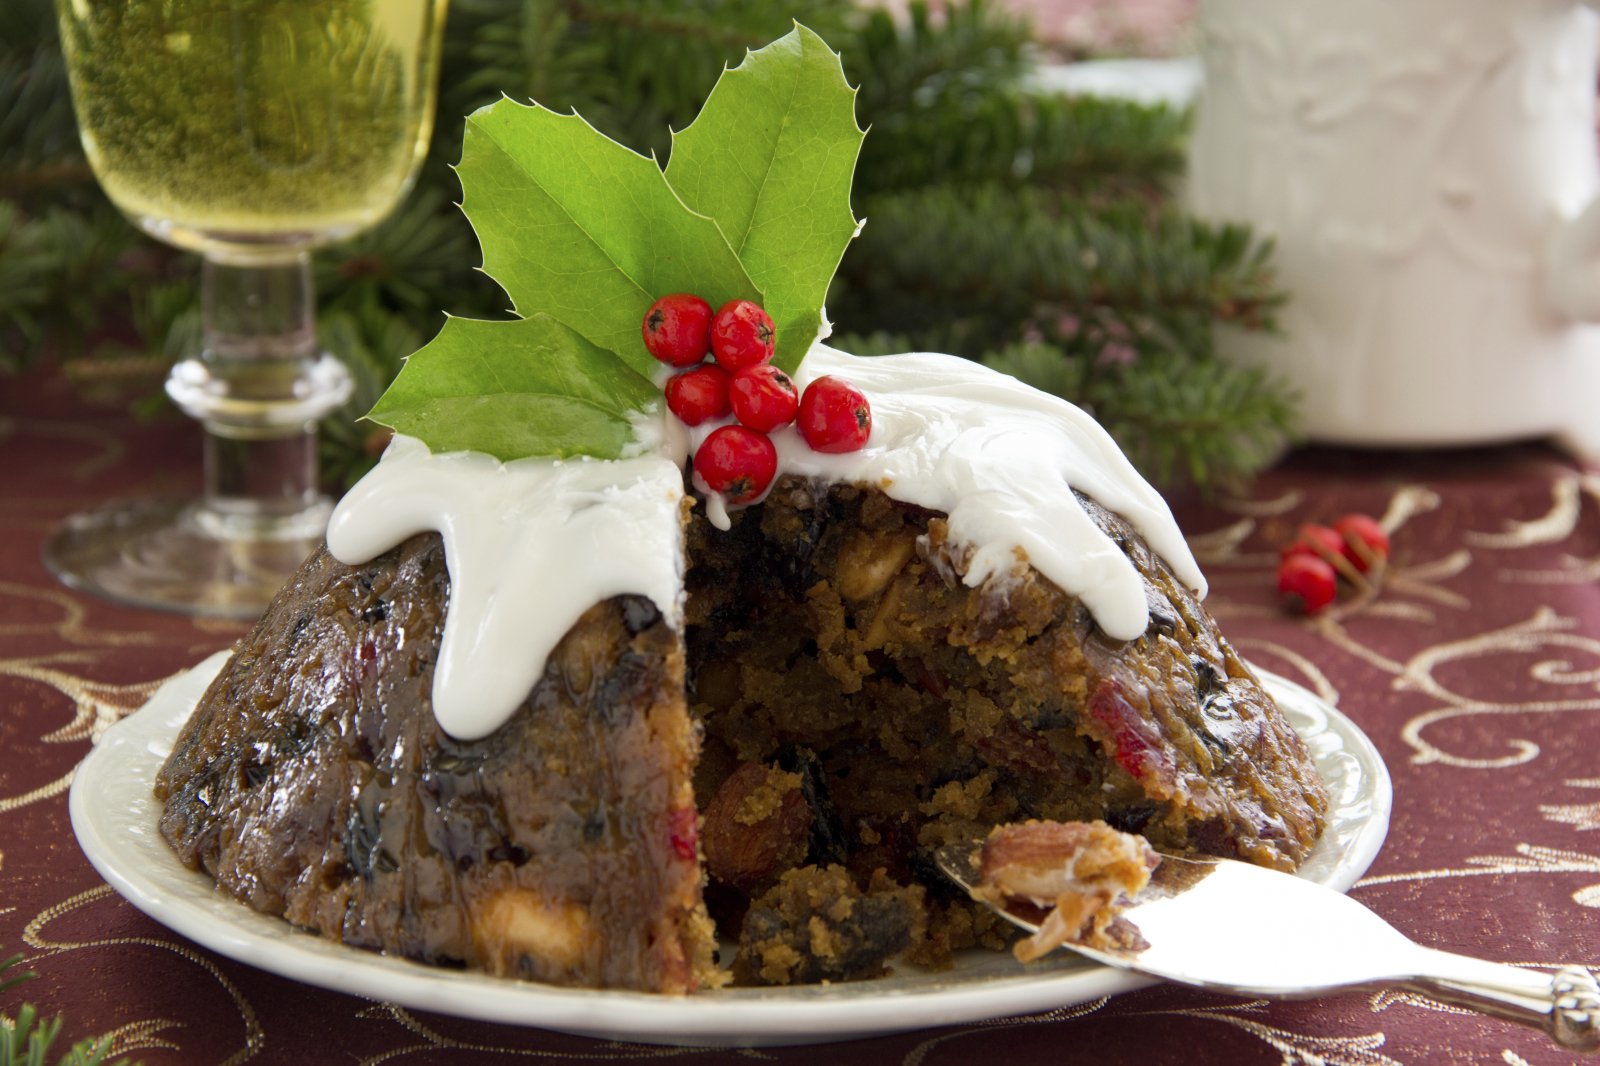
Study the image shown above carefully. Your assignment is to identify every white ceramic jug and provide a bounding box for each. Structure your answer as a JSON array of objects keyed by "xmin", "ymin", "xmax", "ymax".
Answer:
[{"xmin": 1187, "ymin": 0, "xmax": 1600, "ymax": 454}]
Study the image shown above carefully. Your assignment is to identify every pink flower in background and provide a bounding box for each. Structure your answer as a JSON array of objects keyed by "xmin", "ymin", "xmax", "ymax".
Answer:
[
  {"xmin": 1019, "ymin": 0, "xmax": 1198, "ymax": 56},
  {"xmin": 865, "ymin": 0, "xmax": 1199, "ymax": 57}
]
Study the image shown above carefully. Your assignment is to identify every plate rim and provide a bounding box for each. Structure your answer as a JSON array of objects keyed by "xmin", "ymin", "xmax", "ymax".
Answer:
[{"xmin": 69, "ymin": 652, "xmax": 1391, "ymax": 1048}]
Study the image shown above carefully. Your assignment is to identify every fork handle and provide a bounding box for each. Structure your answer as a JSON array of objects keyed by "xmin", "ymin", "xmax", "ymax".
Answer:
[{"xmin": 1407, "ymin": 949, "xmax": 1600, "ymax": 1051}]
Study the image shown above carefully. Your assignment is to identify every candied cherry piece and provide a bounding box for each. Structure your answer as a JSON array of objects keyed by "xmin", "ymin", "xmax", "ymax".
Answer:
[
  {"xmin": 642, "ymin": 293, "xmax": 714, "ymax": 367},
  {"xmin": 1089, "ymin": 678, "xmax": 1178, "ymax": 787},
  {"xmin": 694, "ymin": 425, "xmax": 777, "ymax": 505},
  {"xmin": 1334, "ymin": 512, "xmax": 1390, "ymax": 573},
  {"xmin": 1277, "ymin": 553, "xmax": 1338, "ymax": 615},
  {"xmin": 797, "ymin": 375, "xmax": 872, "ymax": 453},
  {"xmin": 666, "ymin": 805, "xmax": 699, "ymax": 863},
  {"xmin": 729, "ymin": 364, "xmax": 799, "ymax": 432},
  {"xmin": 710, "ymin": 299, "xmax": 776, "ymax": 372},
  {"xmin": 664, "ymin": 364, "xmax": 732, "ymax": 426}
]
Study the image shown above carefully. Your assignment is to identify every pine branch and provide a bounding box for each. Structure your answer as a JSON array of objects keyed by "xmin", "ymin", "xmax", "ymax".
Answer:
[
  {"xmin": 1099, "ymin": 354, "xmax": 1296, "ymax": 490},
  {"xmin": 856, "ymin": 89, "xmax": 1188, "ymax": 199},
  {"xmin": 826, "ymin": 330, "xmax": 919, "ymax": 358},
  {"xmin": 834, "ymin": 183, "xmax": 1282, "ymax": 355},
  {"xmin": 0, "ymin": 202, "xmax": 149, "ymax": 369},
  {"xmin": 564, "ymin": 0, "xmax": 794, "ymax": 51},
  {"xmin": 0, "ymin": 955, "xmax": 32, "ymax": 998},
  {"xmin": 0, "ymin": 0, "xmax": 85, "ymax": 195},
  {"xmin": 847, "ymin": 0, "xmax": 1033, "ymax": 128},
  {"xmin": 443, "ymin": 0, "xmax": 852, "ymax": 161},
  {"xmin": 985, "ymin": 341, "xmax": 1296, "ymax": 491},
  {"xmin": 847, "ymin": 1, "xmax": 1185, "ymax": 199},
  {"xmin": 317, "ymin": 185, "xmax": 498, "ymax": 321},
  {"xmin": 1, "ymin": 1004, "xmax": 123, "ymax": 1066},
  {"xmin": 442, "ymin": 0, "xmax": 615, "ymax": 141},
  {"xmin": 317, "ymin": 305, "xmax": 427, "ymax": 492},
  {"xmin": 0, "ymin": 952, "xmax": 136, "ymax": 1066}
]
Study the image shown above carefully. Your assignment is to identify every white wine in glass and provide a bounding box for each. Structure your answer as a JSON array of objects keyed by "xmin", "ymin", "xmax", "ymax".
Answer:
[{"xmin": 47, "ymin": 0, "xmax": 447, "ymax": 618}]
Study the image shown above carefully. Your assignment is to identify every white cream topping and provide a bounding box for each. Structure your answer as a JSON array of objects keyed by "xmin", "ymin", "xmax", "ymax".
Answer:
[
  {"xmin": 326, "ymin": 435, "xmax": 687, "ymax": 741},
  {"xmin": 330, "ymin": 346, "xmax": 1205, "ymax": 740},
  {"xmin": 693, "ymin": 347, "xmax": 1206, "ymax": 635}
]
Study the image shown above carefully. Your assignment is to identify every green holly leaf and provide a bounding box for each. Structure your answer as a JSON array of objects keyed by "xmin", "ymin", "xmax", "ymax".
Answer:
[
  {"xmin": 364, "ymin": 27, "xmax": 865, "ymax": 463},
  {"xmin": 459, "ymin": 100, "xmax": 761, "ymax": 377},
  {"xmin": 366, "ymin": 313, "xmax": 659, "ymax": 462},
  {"xmin": 665, "ymin": 24, "xmax": 865, "ymax": 373}
]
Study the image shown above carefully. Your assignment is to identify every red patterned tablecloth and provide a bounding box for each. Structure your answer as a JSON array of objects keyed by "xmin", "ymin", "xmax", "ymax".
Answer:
[{"xmin": 3, "ymin": 367, "xmax": 1598, "ymax": 1065}]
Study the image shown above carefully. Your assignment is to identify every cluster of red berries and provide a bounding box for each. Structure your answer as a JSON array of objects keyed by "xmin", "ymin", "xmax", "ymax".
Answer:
[
  {"xmin": 1276, "ymin": 513, "xmax": 1391, "ymax": 615},
  {"xmin": 642, "ymin": 293, "xmax": 872, "ymax": 505}
]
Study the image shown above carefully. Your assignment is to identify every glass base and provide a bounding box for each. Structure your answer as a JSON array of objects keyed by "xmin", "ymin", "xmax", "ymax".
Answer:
[{"xmin": 43, "ymin": 498, "xmax": 328, "ymax": 620}]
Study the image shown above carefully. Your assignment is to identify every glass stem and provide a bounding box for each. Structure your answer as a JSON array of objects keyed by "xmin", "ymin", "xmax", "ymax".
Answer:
[{"xmin": 166, "ymin": 252, "xmax": 352, "ymax": 541}]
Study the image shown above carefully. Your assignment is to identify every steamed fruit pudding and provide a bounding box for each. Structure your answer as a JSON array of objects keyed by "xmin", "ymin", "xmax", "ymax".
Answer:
[{"xmin": 153, "ymin": 27, "xmax": 1329, "ymax": 993}]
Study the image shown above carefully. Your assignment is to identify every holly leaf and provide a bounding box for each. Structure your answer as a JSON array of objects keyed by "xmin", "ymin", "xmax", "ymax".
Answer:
[
  {"xmin": 366, "ymin": 313, "xmax": 659, "ymax": 461},
  {"xmin": 665, "ymin": 24, "xmax": 865, "ymax": 373},
  {"xmin": 365, "ymin": 27, "xmax": 866, "ymax": 464},
  {"xmin": 459, "ymin": 100, "xmax": 761, "ymax": 377}
]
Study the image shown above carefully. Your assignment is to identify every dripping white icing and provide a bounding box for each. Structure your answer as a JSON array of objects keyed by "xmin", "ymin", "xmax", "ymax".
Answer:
[
  {"xmin": 693, "ymin": 347, "xmax": 1206, "ymax": 632},
  {"xmin": 326, "ymin": 435, "xmax": 687, "ymax": 740},
  {"xmin": 330, "ymin": 346, "xmax": 1205, "ymax": 740}
]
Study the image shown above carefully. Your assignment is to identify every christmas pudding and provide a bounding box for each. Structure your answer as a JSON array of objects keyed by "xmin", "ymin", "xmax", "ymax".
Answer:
[{"xmin": 153, "ymin": 27, "xmax": 1328, "ymax": 994}]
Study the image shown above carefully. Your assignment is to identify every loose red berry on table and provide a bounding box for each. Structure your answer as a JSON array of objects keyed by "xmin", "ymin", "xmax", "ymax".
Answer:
[
  {"xmin": 710, "ymin": 299, "xmax": 776, "ymax": 372},
  {"xmin": 797, "ymin": 376, "xmax": 872, "ymax": 453},
  {"xmin": 664, "ymin": 364, "xmax": 732, "ymax": 426},
  {"xmin": 694, "ymin": 425, "xmax": 778, "ymax": 505},
  {"xmin": 729, "ymin": 364, "xmax": 799, "ymax": 432},
  {"xmin": 1279, "ymin": 523, "xmax": 1345, "ymax": 565},
  {"xmin": 1334, "ymin": 513, "xmax": 1390, "ymax": 573},
  {"xmin": 1277, "ymin": 553, "xmax": 1338, "ymax": 615},
  {"xmin": 642, "ymin": 293, "xmax": 714, "ymax": 367}
]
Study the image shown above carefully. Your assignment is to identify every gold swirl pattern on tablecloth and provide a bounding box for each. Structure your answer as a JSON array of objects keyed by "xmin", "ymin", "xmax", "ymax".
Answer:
[
  {"xmin": 23, "ymin": 885, "xmax": 263, "ymax": 1064},
  {"xmin": 0, "ymin": 654, "xmax": 168, "ymax": 813},
  {"xmin": 1542, "ymin": 778, "xmax": 1600, "ymax": 833}
]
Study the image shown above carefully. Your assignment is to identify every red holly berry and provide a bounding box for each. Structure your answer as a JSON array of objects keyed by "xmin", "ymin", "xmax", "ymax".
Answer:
[
  {"xmin": 1334, "ymin": 513, "xmax": 1390, "ymax": 573},
  {"xmin": 642, "ymin": 293, "xmax": 714, "ymax": 367},
  {"xmin": 694, "ymin": 425, "xmax": 778, "ymax": 505},
  {"xmin": 729, "ymin": 364, "xmax": 799, "ymax": 432},
  {"xmin": 710, "ymin": 299, "xmax": 776, "ymax": 372},
  {"xmin": 1277, "ymin": 553, "xmax": 1338, "ymax": 615},
  {"xmin": 797, "ymin": 375, "xmax": 872, "ymax": 453},
  {"xmin": 664, "ymin": 363, "xmax": 732, "ymax": 426},
  {"xmin": 1279, "ymin": 523, "xmax": 1345, "ymax": 565}
]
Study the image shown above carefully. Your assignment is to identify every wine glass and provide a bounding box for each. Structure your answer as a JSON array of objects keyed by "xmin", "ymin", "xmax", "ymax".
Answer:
[{"xmin": 45, "ymin": 0, "xmax": 448, "ymax": 618}]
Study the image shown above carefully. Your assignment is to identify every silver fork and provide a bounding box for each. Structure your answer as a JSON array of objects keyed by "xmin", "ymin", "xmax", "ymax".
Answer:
[{"xmin": 937, "ymin": 842, "xmax": 1600, "ymax": 1051}]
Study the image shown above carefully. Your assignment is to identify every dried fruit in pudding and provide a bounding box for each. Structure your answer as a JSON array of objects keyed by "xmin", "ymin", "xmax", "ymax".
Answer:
[{"xmin": 976, "ymin": 819, "xmax": 1158, "ymax": 962}]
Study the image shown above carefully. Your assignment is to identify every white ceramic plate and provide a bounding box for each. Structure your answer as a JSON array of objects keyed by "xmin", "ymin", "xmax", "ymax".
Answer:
[{"xmin": 71, "ymin": 653, "xmax": 1390, "ymax": 1048}]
